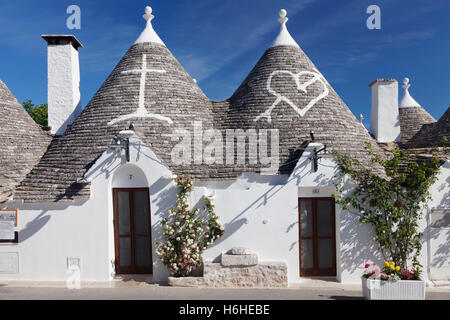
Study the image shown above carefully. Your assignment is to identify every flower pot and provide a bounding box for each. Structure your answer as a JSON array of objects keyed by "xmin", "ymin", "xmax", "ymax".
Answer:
[{"xmin": 362, "ymin": 278, "xmax": 425, "ymax": 300}]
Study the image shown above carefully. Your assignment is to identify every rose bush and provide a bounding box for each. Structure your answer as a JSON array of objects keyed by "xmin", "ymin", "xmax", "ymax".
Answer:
[{"xmin": 156, "ymin": 174, "xmax": 224, "ymax": 277}]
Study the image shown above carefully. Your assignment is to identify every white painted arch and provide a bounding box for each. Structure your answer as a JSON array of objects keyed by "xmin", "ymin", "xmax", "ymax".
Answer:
[{"xmin": 111, "ymin": 163, "xmax": 149, "ymax": 188}]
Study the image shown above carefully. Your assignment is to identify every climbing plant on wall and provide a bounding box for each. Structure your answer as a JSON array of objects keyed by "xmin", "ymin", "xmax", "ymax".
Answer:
[
  {"xmin": 156, "ymin": 174, "xmax": 224, "ymax": 277},
  {"xmin": 333, "ymin": 142, "xmax": 445, "ymax": 276}
]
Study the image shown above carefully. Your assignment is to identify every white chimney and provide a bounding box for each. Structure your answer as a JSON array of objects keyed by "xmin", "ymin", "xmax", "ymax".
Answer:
[
  {"xmin": 42, "ymin": 35, "xmax": 83, "ymax": 135},
  {"xmin": 369, "ymin": 79, "xmax": 401, "ymax": 143}
]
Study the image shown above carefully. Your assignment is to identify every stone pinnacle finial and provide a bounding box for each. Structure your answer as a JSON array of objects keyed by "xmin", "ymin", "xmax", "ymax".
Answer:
[
  {"xmin": 134, "ymin": 5, "xmax": 165, "ymax": 45},
  {"xmin": 399, "ymin": 77, "xmax": 421, "ymax": 108},
  {"xmin": 143, "ymin": 6, "xmax": 154, "ymax": 23},
  {"xmin": 402, "ymin": 77, "xmax": 411, "ymax": 91},
  {"xmin": 270, "ymin": 8, "xmax": 299, "ymax": 48},
  {"xmin": 278, "ymin": 9, "xmax": 288, "ymax": 25}
]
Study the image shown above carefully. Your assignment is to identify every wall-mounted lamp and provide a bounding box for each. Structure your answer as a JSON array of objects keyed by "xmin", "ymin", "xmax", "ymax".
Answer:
[
  {"xmin": 111, "ymin": 123, "xmax": 135, "ymax": 162},
  {"xmin": 312, "ymin": 145, "xmax": 327, "ymax": 172}
]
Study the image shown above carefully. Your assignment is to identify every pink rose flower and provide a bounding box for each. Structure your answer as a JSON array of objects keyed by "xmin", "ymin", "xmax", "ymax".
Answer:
[{"xmin": 374, "ymin": 267, "xmax": 381, "ymax": 276}]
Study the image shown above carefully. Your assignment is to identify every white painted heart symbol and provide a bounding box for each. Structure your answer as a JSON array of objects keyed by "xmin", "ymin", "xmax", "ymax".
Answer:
[{"xmin": 254, "ymin": 70, "xmax": 329, "ymax": 123}]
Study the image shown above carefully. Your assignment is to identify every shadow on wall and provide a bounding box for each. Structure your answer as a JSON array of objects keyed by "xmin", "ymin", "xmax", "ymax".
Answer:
[
  {"xmin": 287, "ymin": 220, "xmax": 299, "ymax": 252},
  {"xmin": 152, "ymin": 178, "xmax": 289, "ymax": 264},
  {"xmin": 289, "ymin": 156, "xmax": 339, "ymax": 187},
  {"xmin": 19, "ymin": 211, "xmax": 51, "ymax": 243},
  {"xmin": 212, "ymin": 183, "xmax": 289, "ymax": 254},
  {"xmin": 133, "ymin": 141, "xmax": 168, "ymax": 168},
  {"xmin": 437, "ymin": 175, "xmax": 450, "ymax": 208},
  {"xmin": 202, "ymin": 158, "xmax": 337, "ymax": 259},
  {"xmin": 339, "ymin": 209, "xmax": 381, "ymax": 273},
  {"xmin": 83, "ymin": 149, "xmax": 122, "ymax": 183},
  {"xmin": 19, "ymin": 202, "xmax": 87, "ymax": 243},
  {"xmin": 429, "ymin": 228, "xmax": 450, "ymax": 269},
  {"xmin": 426, "ymin": 179, "xmax": 450, "ymax": 269},
  {"xmin": 150, "ymin": 178, "xmax": 177, "ymax": 278},
  {"xmin": 208, "ymin": 218, "xmax": 249, "ymax": 262}
]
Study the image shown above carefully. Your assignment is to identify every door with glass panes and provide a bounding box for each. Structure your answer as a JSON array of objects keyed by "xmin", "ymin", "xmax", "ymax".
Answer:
[
  {"xmin": 113, "ymin": 188, "xmax": 153, "ymax": 274},
  {"xmin": 299, "ymin": 198, "xmax": 336, "ymax": 276}
]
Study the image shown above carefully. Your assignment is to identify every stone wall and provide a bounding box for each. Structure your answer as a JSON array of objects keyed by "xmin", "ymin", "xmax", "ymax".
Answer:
[
  {"xmin": 203, "ymin": 262, "xmax": 288, "ymax": 288},
  {"xmin": 168, "ymin": 248, "xmax": 288, "ymax": 288}
]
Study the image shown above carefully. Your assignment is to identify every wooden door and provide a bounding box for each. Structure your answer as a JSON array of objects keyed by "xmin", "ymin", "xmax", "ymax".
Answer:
[
  {"xmin": 113, "ymin": 188, "xmax": 153, "ymax": 274},
  {"xmin": 299, "ymin": 198, "xmax": 336, "ymax": 277}
]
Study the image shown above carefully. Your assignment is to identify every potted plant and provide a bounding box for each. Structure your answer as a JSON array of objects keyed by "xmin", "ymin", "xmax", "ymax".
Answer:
[{"xmin": 333, "ymin": 142, "xmax": 446, "ymax": 300}]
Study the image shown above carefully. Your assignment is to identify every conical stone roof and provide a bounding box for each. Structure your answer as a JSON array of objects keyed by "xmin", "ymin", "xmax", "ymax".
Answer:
[
  {"xmin": 225, "ymin": 36, "xmax": 384, "ymax": 173},
  {"xmin": 16, "ymin": 41, "xmax": 215, "ymax": 202},
  {"xmin": 399, "ymin": 106, "xmax": 436, "ymax": 144},
  {"xmin": 399, "ymin": 78, "xmax": 436, "ymax": 144},
  {"xmin": 0, "ymin": 79, "xmax": 51, "ymax": 202},
  {"xmin": 407, "ymin": 107, "xmax": 449, "ymax": 148},
  {"xmin": 16, "ymin": 8, "xmax": 385, "ymax": 202}
]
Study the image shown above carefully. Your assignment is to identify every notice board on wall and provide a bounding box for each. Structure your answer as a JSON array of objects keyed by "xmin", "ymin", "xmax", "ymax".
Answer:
[{"xmin": 0, "ymin": 209, "xmax": 18, "ymax": 242}]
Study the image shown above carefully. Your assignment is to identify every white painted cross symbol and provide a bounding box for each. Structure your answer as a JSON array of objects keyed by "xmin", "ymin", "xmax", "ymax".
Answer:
[{"xmin": 108, "ymin": 54, "xmax": 173, "ymax": 126}]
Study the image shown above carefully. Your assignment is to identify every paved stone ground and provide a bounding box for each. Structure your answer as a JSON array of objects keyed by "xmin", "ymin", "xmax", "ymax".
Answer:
[{"xmin": 0, "ymin": 283, "xmax": 449, "ymax": 300}]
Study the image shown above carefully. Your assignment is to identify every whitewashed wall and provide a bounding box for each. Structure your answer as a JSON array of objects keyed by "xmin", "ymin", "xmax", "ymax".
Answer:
[
  {"xmin": 0, "ymin": 138, "xmax": 448, "ymax": 284},
  {"xmin": 426, "ymin": 161, "xmax": 450, "ymax": 280},
  {"xmin": 193, "ymin": 177, "xmax": 299, "ymax": 282}
]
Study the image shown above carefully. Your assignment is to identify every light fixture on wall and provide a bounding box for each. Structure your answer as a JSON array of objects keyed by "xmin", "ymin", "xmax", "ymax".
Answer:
[
  {"xmin": 111, "ymin": 123, "xmax": 135, "ymax": 162},
  {"xmin": 309, "ymin": 129, "xmax": 326, "ymax": 172},
  {"xmin": 312, "ymin": 145, "xmax": 327, "ymax": 172}
]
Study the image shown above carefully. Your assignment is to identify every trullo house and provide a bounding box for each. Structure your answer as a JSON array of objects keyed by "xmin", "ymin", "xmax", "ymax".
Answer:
[{"xmin": 0, "ymin": 6, "xmax": 448, "ymax": 285}]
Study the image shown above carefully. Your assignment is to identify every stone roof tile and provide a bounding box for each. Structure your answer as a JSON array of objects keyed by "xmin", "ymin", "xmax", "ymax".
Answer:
[{"xmin": 0, "ymin": 79, "xmax": 52, "ymax": 202}]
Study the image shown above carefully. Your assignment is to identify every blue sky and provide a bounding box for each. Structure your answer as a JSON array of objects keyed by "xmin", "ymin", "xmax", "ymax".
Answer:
[{"xmin": 0, "ymin": 0, "xmax": 449, "ymax": 125}]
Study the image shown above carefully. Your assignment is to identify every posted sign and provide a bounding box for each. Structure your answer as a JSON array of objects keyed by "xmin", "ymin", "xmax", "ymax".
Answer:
[{"xmin": 0, "ymin": 210, "xmax": 17, "ymax": 240}]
